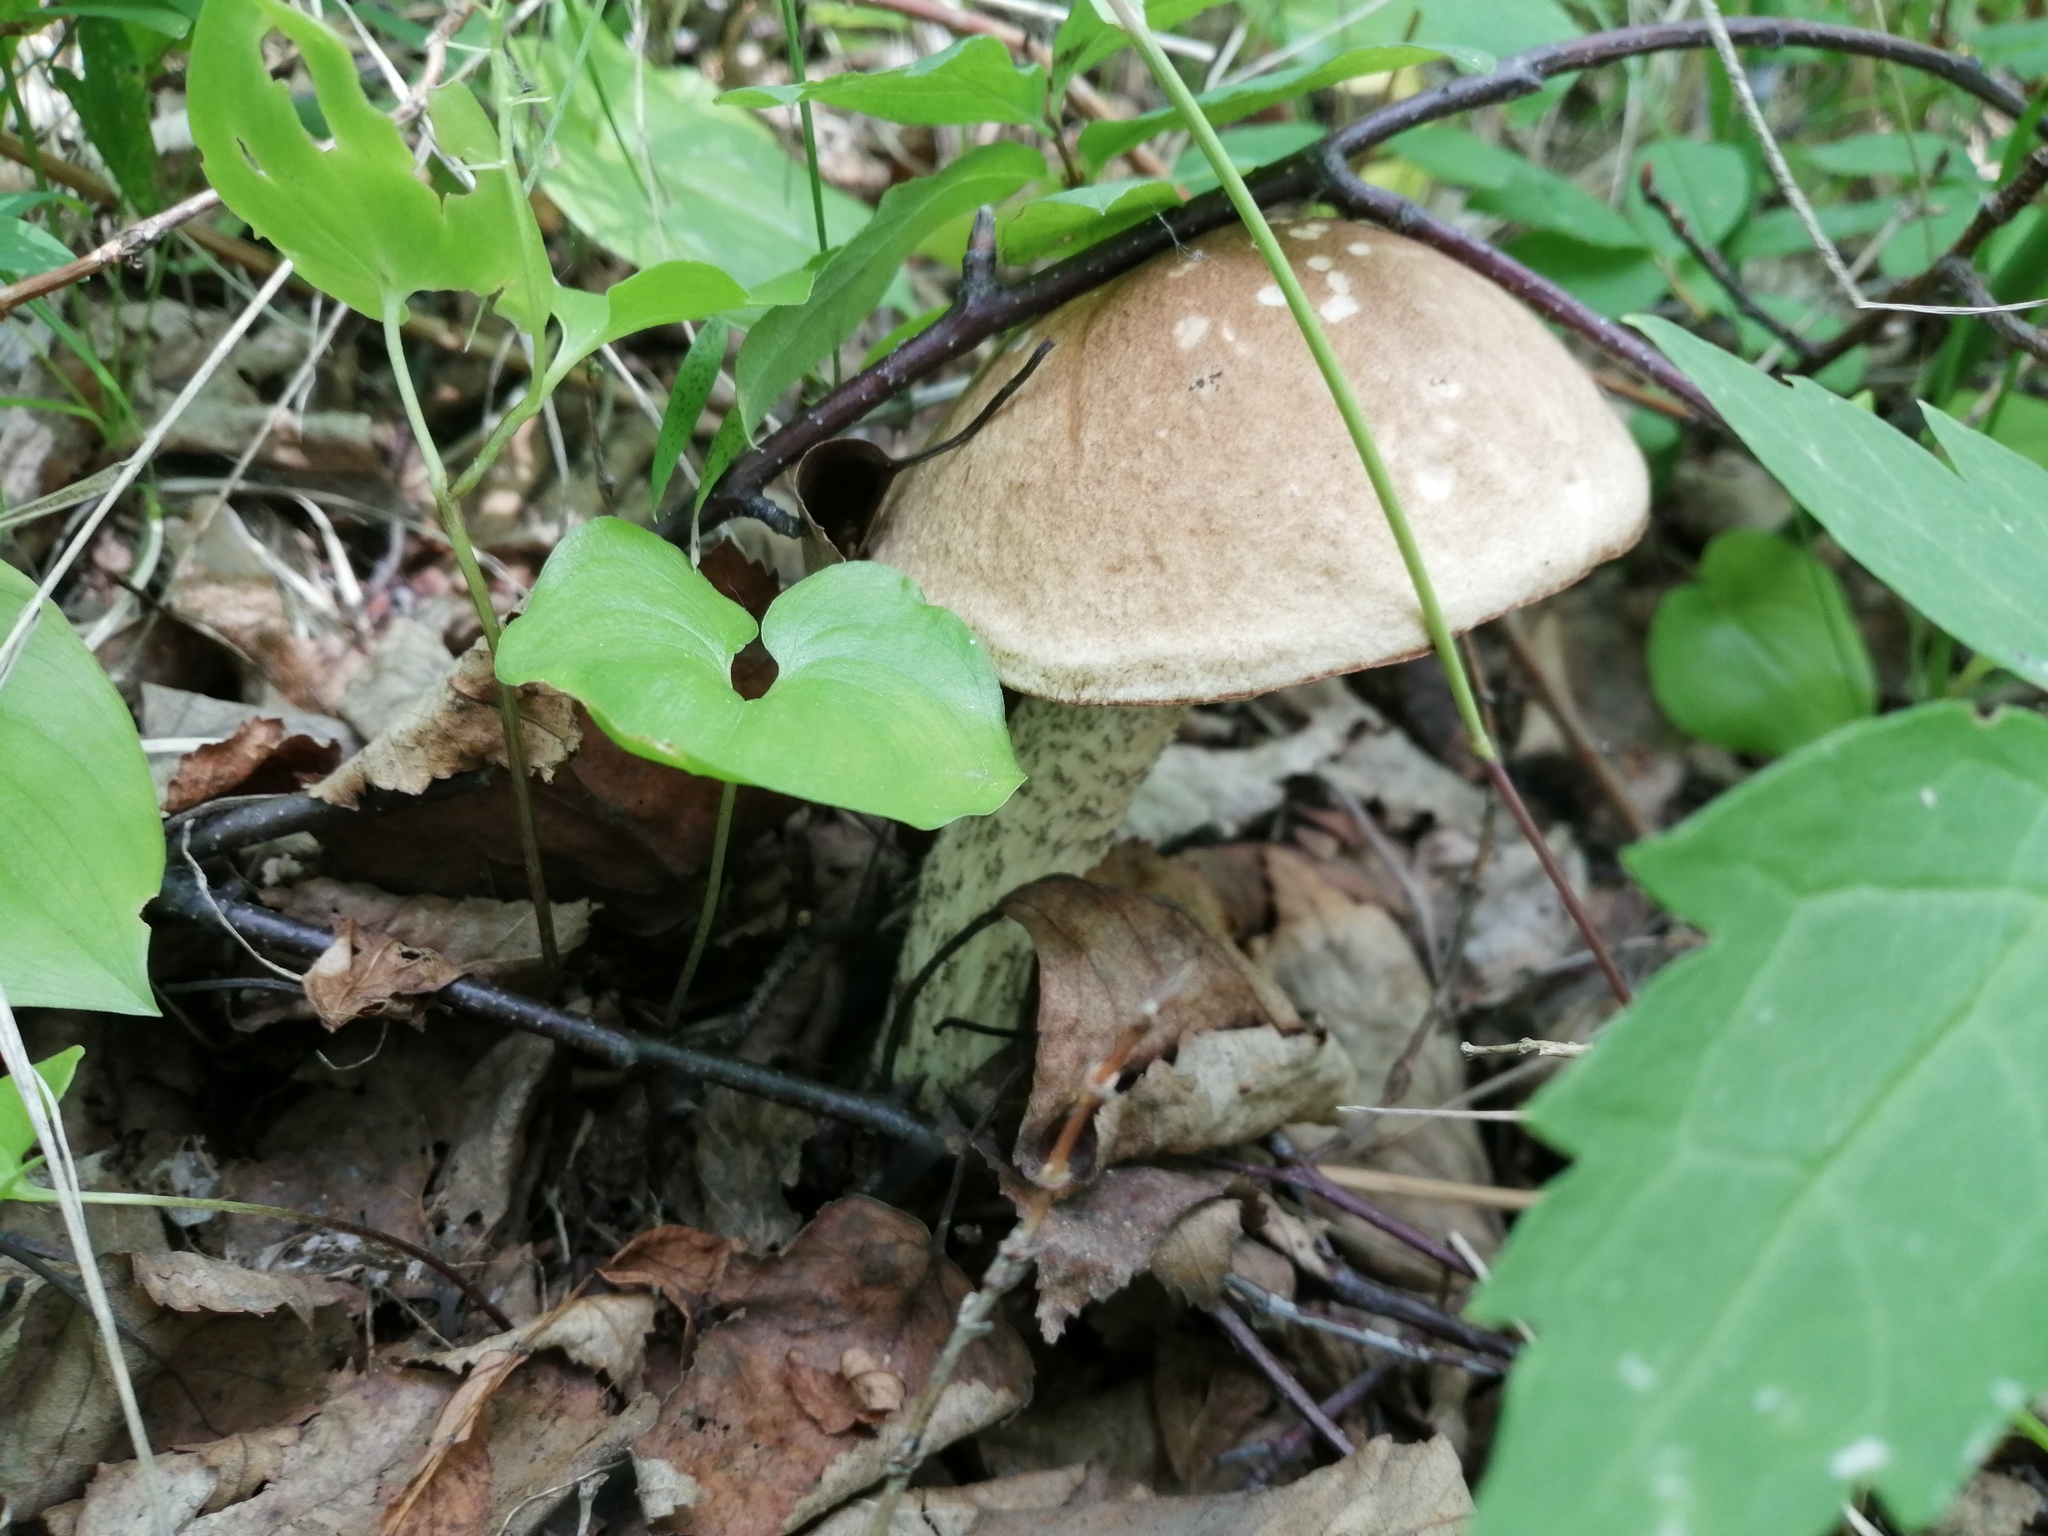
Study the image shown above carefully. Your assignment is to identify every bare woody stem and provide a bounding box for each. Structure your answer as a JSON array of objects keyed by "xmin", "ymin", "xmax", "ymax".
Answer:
[{"xmin": 381, "ymin": 308, "xmax": 560, "ymax": 979}]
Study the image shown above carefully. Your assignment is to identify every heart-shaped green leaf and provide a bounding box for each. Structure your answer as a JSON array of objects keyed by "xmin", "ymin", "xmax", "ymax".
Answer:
[
  {"xmin": 0, "ymin": 564, "xmax": 161, "ymax": 1014},
  {"xmin": 0, "ymin": 1047, "xmax": 83, "ymax": 1203},
  {"xmin": 189, "ymin": 0, "xmax": 551, "ymax": 327},
  {"xmin": 1648, "ymin": 529, "xmax": 1874, "ymax": 758},
  {"xmin": 494, "ymin": 519, "xmax": 1022, "ymax": 829}
]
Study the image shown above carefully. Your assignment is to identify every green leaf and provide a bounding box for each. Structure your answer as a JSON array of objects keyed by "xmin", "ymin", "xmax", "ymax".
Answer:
[
  {"xmin": 694, "ymin": 409, "xmax": 752, "ymax": 511},
  {"xmin": 1394, "ymin": 126, "xmax": 1643, "ymax": 249},
  {"xmin": 1475, "ymin": 701, "xmax": 2048, "ymax": 1536},
  {"xmin": 547, "ymin": 259, "xmax": 765, "ymax": 388},
  {"xmin": 999, "ymin": 178, "xmax": 1182, "ymax": 264},
  {"xmin": 1636, "ymin": 317, "xmax": 2048, "ymax": 690},
  {"xmin": 41, "ymin": 0, "xmax": 193, "ymax": 35},
  {"xmin": 1799, "ymin": 131, "xmax": 1972, "ymax": 181},
  {"xmin": 0, "ymin": 1047, "xmax": 83, "ymax": 1203},
  {"xmin": 494, "ymin": 519, "xmax": 1023, "ymax": 829},
  {"xmin": 189, "ymin": 0, "xmax": 549, "ymax": 325},
  {"xmin": 1506, "ymin": 231, "xmax": 1666, "ymax": 317},
  {"xmin": 734, "ymin": 140, "xmax": 1045, "ymax": 432},
  {"xmin": 1050, "ymin": 0, "xmax": 1224, "ymax": 102},
  {"xmin": 521, "ymin": 13, "xmax": 870, "ymax": 292},
  {"xmin": 1647, "ymin": 530, "xmax": 1874, "ymax": 758},
  {"xmin": 653, "ymin": 316, "xmax": 728, "ymax": 506},
  {"xmin": 52, "ymin": 18, "xmax": 157, "ymax": 210},
  {"xmin": 1953, "ymin": 389, "xmax": 2048, "ymax": 472},
  {"xmin": 718, "ymin": 35, "xmax": 1047, "ymax": 128},
  {"xmin": 1078, "ymin": 46, "xmax": 1439, "ymax": 170},
  {"xmin": 1627, "ymin": 139, "xmax": 1751, "ymax": 255},
  {"xmin": 0, "ymin": 216, "xmax": 76, "ymax": 279},
  {"xmin": 0, "ymin": 563, "xmax": 161, "ymax": 1015},
  {"xmin": 1725, "ymin": 198, "xmax": 1904, "ymax": 262},
  {"xmin": 1169, "ymin": 122, "xmax": 1324, "ymax": 193}
]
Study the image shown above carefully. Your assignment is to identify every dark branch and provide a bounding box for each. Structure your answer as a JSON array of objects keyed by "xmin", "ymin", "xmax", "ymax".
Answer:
[
  {"xmin": 1637, "ymin": 164, "xmax": 1817, "ymax": 362},
  {"xmin": 1939, "ymin": 256, "xmax": 2048, "ymax": 364}
]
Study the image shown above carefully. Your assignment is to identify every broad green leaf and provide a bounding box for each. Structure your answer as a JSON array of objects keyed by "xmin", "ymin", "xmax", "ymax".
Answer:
[
  {"xmin": 1725, "ymin": 198, "xmax": 1903, "ymax": 262},
  {"xmin": 1953, "ymin": 389, "xmax": 2048, "ymax": 472},
  {"xmin": 52, "ymin": 18, "xmax": 157, "ymax": 210},
  {"xmin": 522, "ymin": 15, "xmax": 869, "ymax": 292},
  {"xmin": 494, "ymin": 519, "xmax": 1022, "ymax": 829},
  {"xmin": 0, "ymin": 217, "xmax": 76, "ymax": 279},
  {"xmin": 545, "ymin": 259, "xmax": 791, "ymax": 387},
  {"xmin": 0, "ymin": 564, "xmax": 160, "ymax": 1014},
  {"xmin": 719, "ymin": 36, "xmax": 1047, "ymax": 128},
  {"xmin": 1393, "ymin": 126, "xmax": 1643, "ymax": 249},
  {"xmin": 1169, "ymin": 122, "xmax": 1325, "ymax": 193},
  {"xmin": 42, "ymin": 0, "xmax": 194, "ymax": 34},
  {"xmin": 1638, "ymin": 317, "xmax": 2048, "ymax": 689},
  {"xmin": 0, "ymin": 1048, "xmax": 83, "ymax": 1203},
  {"xmin": 734, "ymin": 141, "xmax": 1045, "ymax": 432},
  {"xmin": 1800, "ymin": 131, "xmax": 1972, "ymax": 181},
  {"xmin": 1506, "ymin": 231, "xmax": 1666, "ymax": 317},
  {"xmin": 1050, "ymin": 0, "xmax": 1224, "ymax": 101},
  {"xmin": 653, "ymin": 317, "xmax": 728, "ymax": 506},
  {"xmin": 1475, "ymin": 702, "xmax": 2048, "ymax": 1536},
  {"xmin": 1299, "ymin": 0, "xmax": 1575, "ymax": 59},
  {"xmin": 189, "ymin": 0, "xmax": 549, "ymax": 326},
  {"xmin": 1078, "ymin": 46, "xmax": 1439, "ymax": 170},
  {"xmin": 1976, "ymin": 18, "xmax": 2048, "ymax": 76},
  {"xmin": 1647, "ymin": 530, "xmax": 1873, "ymax": 758},
  {"xmin": 1627, "ymin": 139, "xmax": 1751, "ymax": 255},
  {"xmin": 999, "ymin": 179, "xmax": 1182, "ymax": 264}
]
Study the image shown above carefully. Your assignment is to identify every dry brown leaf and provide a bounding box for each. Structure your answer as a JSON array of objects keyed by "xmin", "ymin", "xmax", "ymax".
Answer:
[
  {"xmin": 384, "ymin": 1350, "xmax": 525, "ymax": 1536},
  {"xmin": 302, "ymin": 918, "xmax": 465, "ymax": 1030},
  {"xmin": 634, "ymin": 1197, "xmax": 1032, "ymax": 1536},
  {"xmin": 1149, "ymin": 1199, "xmax": 1247, "ymax": 1309},
  {"xmin": 1092, "ymin": 1026, "xmax": 1353, "ymax": 1170},
  {"xmin": 339, "ymin": 617, "xmax": 458, "ymax": 740},
  {"xmin": 1935, "ymin": 1470, "xmax": 2045, "ymax": 1536},
  {"xmin": 131, "ymin": 1249, "xmax": 356, "ymax": 1326},
  {"xmin": 807, "ymin": 1468, "xmax": 1092, "ymax": 1536},
  {"xmin": 600, "ymin": 1225, "xmax": 742, "ymax": 1315},
  {"xmin": 1155, "ymin": 1338, "xmax": 1273, "ymax": 1493},
  {"xmin": 679, "ymin": 1087, "xmax": 817, "ymax": 1252},
  {"xmin": 1008, "ymin": 877, "xmax": 1339, "ymax": 1179},
  {"xmin": 426, "ymin": 1034, "xmax": 556, "ymax": 1260},
  {"xmin": 262, "ymin": 879, "xmax": 591, "ymax": 982},
  {"xmin": 431, "ymin": 1291, "xmax": 660, "ymax": 1391},
  {"xmin": 313, "ymin": 640, "xmax": 579, "ymax": 808},
  {"xmin": 164, "ymin": 717, "xmax": 343, "ymax": 813},
  {"xmin": 1026, "ymin": 1165, "xmax": 1222, "ymax": 1341}
]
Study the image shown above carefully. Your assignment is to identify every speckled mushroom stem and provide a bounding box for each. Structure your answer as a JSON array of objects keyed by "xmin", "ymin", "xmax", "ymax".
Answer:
[{"xmin": 886, "ymin": 697, "xmax": 1183, "ymax": 1097}]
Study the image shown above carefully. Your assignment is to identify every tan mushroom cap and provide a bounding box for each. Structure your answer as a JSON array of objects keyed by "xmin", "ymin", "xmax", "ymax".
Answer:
[{"xmin": 866, "ymin": 219, "xmax": 1650, "ymax": 706}]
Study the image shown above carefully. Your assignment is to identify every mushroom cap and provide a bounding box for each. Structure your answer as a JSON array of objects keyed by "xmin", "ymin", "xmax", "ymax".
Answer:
[{"xmin": 866, "ymin": 220, "xmax": 1650, "ymax": 706}]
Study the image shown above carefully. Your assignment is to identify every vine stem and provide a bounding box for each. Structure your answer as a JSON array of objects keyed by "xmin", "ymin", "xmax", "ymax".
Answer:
[
  {"xmin": 381, "ymin": 307, "xmax": 561, "ymax": 982},
  {"xmin": 665, "ymin": 778, "xmax": 738, "ymax": 1029},
  {"xmin": 1104, "ymin": 0, "xmax": 1631, "ymax": 1009}
]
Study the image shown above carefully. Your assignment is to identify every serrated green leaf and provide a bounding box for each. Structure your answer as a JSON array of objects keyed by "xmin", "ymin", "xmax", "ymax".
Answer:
[
  {"xmin": 719, "ymin": 35, "xmax": 1047, "ymax": 127},
  {"xmin": 1394, "ymin": 125, "xmax": 1643, "ymax": 249},
  {"xmin": 0, "ymin": 564, "xmax": 160, "ymax": 1015},
  {"xmin": 1648, "ymin": 530, "xmax": 1874, "ymax": 758},
  {"xmin": 52, "ymin": 18, "xmax": 157, "ymax": 210},
  {"xmin": 999, "ymin": 178, "xmax": 1182, "ymax": 263},
  {"xmin": 1078, "ymin": 45, "xmax": 1439, "ymax": 170},
  {"xmin": 189, "ymin": 0, "xmax": 548, "ymax": 324},
  {"xmin": 494, "ymin": 519, "xmax": 1022, "ymax": 828},
  {"xmin": 734, "ymin": 140, "xmax": 1045, "ymax": 433},
  {"xmin": 1637, "ymin": 317, "xmax": 2048, "ymax": 689},
  {"xmin": 1476, "ymin": 702, "xmax": 2048, "ymax": 1536},
  {"xmin": 653, "ymin": 316, "xmax": 728, "ymax": 506},
  {"xmin": 0, "ymin": 1047, "xmax": 83, "ymax": 1203},
  {"xmin": 1627, "ymin": 139, "xmax": 1751, "ymax": 255}
]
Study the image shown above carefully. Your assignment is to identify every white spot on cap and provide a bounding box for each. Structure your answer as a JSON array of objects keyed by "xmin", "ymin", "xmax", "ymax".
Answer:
[
  {"xmin": 1307, "ymin": 255, "xmax": 1334, "ymax": 271},
  {"xmin": 1619, "ymin": 1353, "xmax": 1656, "ymax": 1392},
  {"xmin": 1321, "ymin": 294, "xmax": 1360, "ymax": 323},
  {"xmin": 1256, "ymin": 284, "xmax": 1287, "ymax": 307},
  {"xmin": 1348, "ymin": 241, "xmax": 1373, "ymax": 256},
  {"xmin": 1288, "ymin": 221, "xmax": 1328, "ymax": 240},
  {"xmin": 1430, "ymin": 377, "xmax": 1465, "ymax": 400},
  {"xmin": 1414, "ymin": 463, "xmax": 1453, "ymax": 502},
  {"xmin": 1829, "ymin": 1439, "xmax": 1890, "ymax": 1481},
  {"xmin": 1325, "ymin": 269, "xmax": 1353, "ymax": 297},
  {"xmin": 1174, "ymin": 315, "xmax": 1211, "ymax": 349}
]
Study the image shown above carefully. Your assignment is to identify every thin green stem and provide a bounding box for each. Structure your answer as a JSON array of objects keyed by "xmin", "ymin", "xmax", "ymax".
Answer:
[
  {"xmin": 1103, "ymin": 1, "xmax": 1496, "ymax": 762},
  {"xmin": 665, "ymin": 778, "xmax": 738, "ymax": 1029},
  {"xmin": 779, "ymin": 0, "xmax": 837, "ymax": 384},
  {"xmin": 382, "ymin": 307, "xmax": 561, "ymax": 982}
]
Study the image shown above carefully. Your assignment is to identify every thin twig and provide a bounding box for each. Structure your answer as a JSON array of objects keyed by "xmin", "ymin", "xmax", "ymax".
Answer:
[
  {"xmin": 1223, "ymin": 1152, "xmax": 1477, "ymax": 1278},
  {"xmin": 1940, "ymin": 256, "xmax": 2048, "ymax": 364},
  {"xmin": 1463, "ymin": 1037, "xmax": 1589, "ymax": 1060},
  {"xmin": 0, "ymin": 188, "xmax": 222, "ymax": 319},
  {"xmin": 1635, "ymin": 165, "xmax": 1817, "ymax": 362},
  {"xmin": 1223, "ymin": 1359, "xmax": 1394, "ymax": 1482},
  {"xmin": 1482, "ymin": 759, "xmax": 1632, "ymax": 1005},
  {"xmin": 1496, "ymin": 611, "xmax": 1656, "ymax": 841},
  {"xmin": 1224, "ymin": 1275, "xmax": 1507, "ymax": 1377},
  {"xmin": 1322, "ymin": 1261, "xmax": 1520, "ymax": 1358},
  {"xmin": 1209, "ymin": 1298, "xmax": 1355, "ymax": 1456}
]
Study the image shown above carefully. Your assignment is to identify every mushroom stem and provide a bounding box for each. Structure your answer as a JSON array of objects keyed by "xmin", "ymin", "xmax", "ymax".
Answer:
[{"xmin": 888, "ymin": 697, "xmax": 1184, "ymax": 1096}]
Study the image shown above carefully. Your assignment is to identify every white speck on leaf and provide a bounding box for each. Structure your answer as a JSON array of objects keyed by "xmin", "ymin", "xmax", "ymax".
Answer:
[
  {"xmin": 1619, "ymin": 1353, "xmax": 1657, "ymax": 1391},
  {"xmin": 1830, "ymin": 1438, "xmax": 1890, "ymax": 1480},
  {"xmin": 1920, "ymin": 786, "xmax": 1938, "ymax": 809},
  {"xmin": 1993, "ymin": 1379, "xmax": 2026, "ymax": 1412},
  {"xmin": 1753, "ymin": 1386, "xmax": 1784, "ymax": 1413}
]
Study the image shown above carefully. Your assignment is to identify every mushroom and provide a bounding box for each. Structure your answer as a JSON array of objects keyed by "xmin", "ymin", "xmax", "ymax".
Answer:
[{"xmin": 869, "ymin": 217, "xmax": 1649, "ymax": 1096}]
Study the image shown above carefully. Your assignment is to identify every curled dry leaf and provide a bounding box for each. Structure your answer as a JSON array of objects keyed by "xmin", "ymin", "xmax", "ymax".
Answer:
[
  {"xmin": 263, "ymin": 878, "xmax": 591, "ymax": 981},
  {"xmin": 131, "ymin": 1249, "xmax": 357, "ymax": 1326},
  {"xmin": 164, "ymin": 716, "xmax": 344, "ymax": 814},
  {"xmin": 301, "ymin": 917, "xmax": 465, "ymax": 1030},
  {"xmin": 1025, "ymin": 1164, "xmax": 1223, "ymax": 1341},
  {"xmin": 633, "ymin": 1196, "xmax": 1032, "ymax": 1536},
  {"xmin": 313, "ymin": 640, "xmax": 579, "ymax": 808},
  {"xmin": 599, "ymin": 1224, "xmax": 743, "ymax": 1316},
  {"xmin": 817, "ymin": 1435, "xmax": 1470, "ymax": 1536},
  {"xmin": 1007, "ymin": 876, "xmax": 1349, "ymax": 1180}
]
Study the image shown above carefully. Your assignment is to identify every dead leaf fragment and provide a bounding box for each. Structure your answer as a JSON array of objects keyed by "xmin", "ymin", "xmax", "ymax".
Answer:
[
  {"xmin": 164, "ymin": 716, "xmax": 343, "ymax": 813},
  {"xmin": 600, "ymin": 1225, "xmax": 741, "ymax": 1315},
  {"xmin": 634, "ymin": 1197, "xmax": 1032, "ymax": 1536},
  {"xmin": 1936, "ymin": 1470, "xmax": 2045, "ymax": 1536},
  {"xmin": 264, "ymin": 879, "xmax": 591, "ymax": 981},
  {"xmin": 302, "ymin": 918, "xmax": 465, "ymax": 1030},
  {"xmin": 131, "ymin": 1249, "xmax": 356, "ymax": 1326},
  {"xmin": 1027, "ymin": 1165, "xmax": 1223, "ymax": 1341},
  {"xmin": 314, "ymin": 639, "xmax": 578, "ymax": 807}
]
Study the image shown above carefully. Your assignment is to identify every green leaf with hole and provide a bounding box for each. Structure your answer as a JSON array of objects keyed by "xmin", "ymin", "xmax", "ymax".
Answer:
[
  {"xmin": 1638, "ymin": 317, "xmax": 2048, "ymax": 689},
  {"xmin": 1647, "ymin": 529, "xmax": 1873, "ymax": 758},
  {"xmin": 494, "ymin": 519, "xmax": 1022, "ymax": 828},
  {"xmin": 720, "ymin": 36, "xmax": 1047, "ymax": 127},
  {"xmin": 1078, "ymin": 45, "xmax": 1440, "ymax": 170},
  {"xmin": 1475, "ymin": 701, "xmax": 2048, "ymax": 1536},
  {"xmin": 53, "ymin": 18, "xmax": 158, "ymax": 210},
  {"xmin": 0, "ymin": 1047, "xmax": 83, "ymax": 1203},
  {"xmin": 189, "ymin": 0, "xmax": 550, "ymax": 326},
  {"xmin": 734, "ymin": 141, "xmax": 1045, "ymax": 433},
  {"xmin": 653, "ymin": 317, "xmax": 728, "ymax": 506},
  {"xmin": 0, "ymin": 564, "xmax": 160, "ymax": 1015}
]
